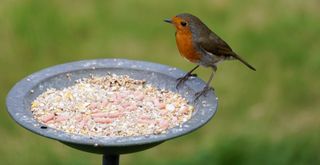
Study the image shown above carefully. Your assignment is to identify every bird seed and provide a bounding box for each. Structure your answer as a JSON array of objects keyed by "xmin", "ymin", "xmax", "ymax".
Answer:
[{"xmin": 31, "ymin": 74, "xmax": 194, "ymax": 137}]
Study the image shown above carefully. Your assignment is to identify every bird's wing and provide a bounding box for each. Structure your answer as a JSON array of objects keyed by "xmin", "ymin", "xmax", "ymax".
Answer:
[
  {"xmin": 198, "ymin": 32, "xmax": 256, "ymax": 71},
  {"xmin": 198, "ymin": 32, "xmax": 234, "ymax": 57}
]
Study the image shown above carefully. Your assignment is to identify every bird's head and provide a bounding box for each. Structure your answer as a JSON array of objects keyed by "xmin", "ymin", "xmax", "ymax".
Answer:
[{"xmin": 164, "ymin": 13, "xmax": 201, "ymax": 33}]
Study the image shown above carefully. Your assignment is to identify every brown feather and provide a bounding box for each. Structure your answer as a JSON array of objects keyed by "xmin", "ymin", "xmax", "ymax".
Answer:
[{"xmin": 199, "ymin": 32, "xmax": 256, "ymax": 71}]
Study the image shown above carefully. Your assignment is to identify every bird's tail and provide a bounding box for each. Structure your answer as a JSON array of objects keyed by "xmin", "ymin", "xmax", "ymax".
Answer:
[{"xmin": 232, "ymin": 52, "xmax": 256, "ymax": 71}]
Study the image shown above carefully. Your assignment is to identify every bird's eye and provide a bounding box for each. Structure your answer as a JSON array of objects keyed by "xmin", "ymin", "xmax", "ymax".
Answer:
[{"xmin": 180, "ymin": 21, "xmax": 187, "ymax": 27}]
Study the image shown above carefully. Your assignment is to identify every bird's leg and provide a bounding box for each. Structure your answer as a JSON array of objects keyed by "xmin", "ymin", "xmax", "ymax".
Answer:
[
  {"xmin": 194, "ymin": 66, "xmax": 216, "ymax": 101},
  {"xmin": 176, "ymin": 65, "xmax": 199, "ymax": 89}
]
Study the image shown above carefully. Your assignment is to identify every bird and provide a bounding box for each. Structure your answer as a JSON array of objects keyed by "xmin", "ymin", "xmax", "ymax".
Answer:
[{"xmin": 164, "ymin": 13, "xmax": 256, "ymax": 100}]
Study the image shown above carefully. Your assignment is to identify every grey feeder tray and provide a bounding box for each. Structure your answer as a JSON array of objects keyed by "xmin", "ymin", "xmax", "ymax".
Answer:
[{"xmin": 6, "ymin": 59, "xmax": 218, "ymax": 165}]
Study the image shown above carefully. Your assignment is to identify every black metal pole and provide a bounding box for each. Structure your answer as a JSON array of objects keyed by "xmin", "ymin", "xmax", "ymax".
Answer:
[{"xmin": 102, "ymin": 154, "xmax": 120, "ymax": 165}]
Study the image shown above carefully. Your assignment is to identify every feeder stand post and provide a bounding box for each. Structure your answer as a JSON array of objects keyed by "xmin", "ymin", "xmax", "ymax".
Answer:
[{"xmin": 103, "ymin": 154, "xmax": 119, "ymax": 165}]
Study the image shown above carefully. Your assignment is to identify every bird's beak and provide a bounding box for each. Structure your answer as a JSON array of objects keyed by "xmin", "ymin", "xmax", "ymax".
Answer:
[{"xmin": 164, "ymin": 19, "xmax": 172, "ymax": 24}]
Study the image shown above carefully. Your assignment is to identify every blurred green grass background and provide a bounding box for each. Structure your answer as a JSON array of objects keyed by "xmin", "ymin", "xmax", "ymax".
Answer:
[{"xmin": 1, "ymin": 0, "xmax": 320, "ymax": 164}]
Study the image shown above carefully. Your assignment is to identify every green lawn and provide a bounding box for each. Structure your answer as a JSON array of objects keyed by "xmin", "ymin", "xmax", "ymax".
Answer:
[{"xmin": 1, "ymin": 0, "xmax": 319, "ymax": 164}]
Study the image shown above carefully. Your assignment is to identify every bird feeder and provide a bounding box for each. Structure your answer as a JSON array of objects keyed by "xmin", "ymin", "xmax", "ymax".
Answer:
[{"xmin": 6, "ymin": 59, "xmax": 217, "ymax": 165}]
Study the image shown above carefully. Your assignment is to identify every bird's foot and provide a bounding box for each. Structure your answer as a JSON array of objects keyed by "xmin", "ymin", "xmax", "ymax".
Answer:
[
  {"xmin": 190, "ymin": 73, "xmax": 197, "ymax": 77},
  {"xmin": 194, "ymin": 86, "xmax": 214, "ymax": 101},
  {"xmin": 176, "ymin": 73, "xmax": 197, "ymax": 89}
]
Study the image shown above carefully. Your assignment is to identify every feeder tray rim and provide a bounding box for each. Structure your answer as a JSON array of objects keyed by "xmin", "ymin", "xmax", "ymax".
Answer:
[{"xmin": 6, "ymin": 58, "xmax": 218, "ymax": 147}]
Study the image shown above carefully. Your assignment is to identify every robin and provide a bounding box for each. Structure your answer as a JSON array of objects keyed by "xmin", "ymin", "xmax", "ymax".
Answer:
[{"xmin": 164, "ymin": 13, "xmax": 256, "ymax": 100}]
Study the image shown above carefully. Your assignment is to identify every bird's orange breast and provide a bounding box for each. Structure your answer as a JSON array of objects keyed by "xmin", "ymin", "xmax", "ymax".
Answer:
[{"xmin": 175, "ymin": 30, "xmax": 201, "ymax": 63}]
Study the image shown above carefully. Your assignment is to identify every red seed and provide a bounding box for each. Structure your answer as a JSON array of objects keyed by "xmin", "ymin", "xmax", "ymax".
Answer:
[
  {"xmin": 154, "ymin": 99, "xmax": 165, "ymax": 109},
  {"xmin": 138, "ymin": 118, "xmax": 154, "ymax": 124},
  {"xmin": 91, "ymin": 112, "xmax": 109, "ymax": 118},
  {"xmin": 159, "ymin": 120, "xmax": 169, "ymax": 130},
  {"xmin": 127, "ymin": 104, "xmax": 137, "ymax": 111},
  {"xmin": 46, "ymin": 120, "xmax": 55, "ymax": 124},
  {"xmin": 107, "ymin": 111, "xmax": 122, "ymax": 118},
  {"xmin": 172, "ymin": 117, "xmax": 178, "ymax": 123},
  {"xmin": 179, "ymin": 106, "xmax": 189, "ymax": 115},
  {"xmin": 41, "ymin": 114, "xmax": 55, "ymax": 123},
  {"xmin": 55, "ymin": 114, "xmax": 70, "ymax": 122},
  {"xmin": 93, "ymin": 118, "xmax": 113, "ymax": 124},
  {"xmin": 157, "ymin": 103, "xmax": 166, "ymax": 109}
]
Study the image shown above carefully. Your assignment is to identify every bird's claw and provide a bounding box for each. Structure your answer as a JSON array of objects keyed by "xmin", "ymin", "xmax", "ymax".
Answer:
[
  {"xmin": 190, "ymin": 73, "xmax": 197, "ymax": 77},
  {"xmin": 176, "ymin": 73, "xmax": 197, "ymax": 89},
  {"xmin": 194, "ymin": 86, "xmax": 214, "ymax": 101}
]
